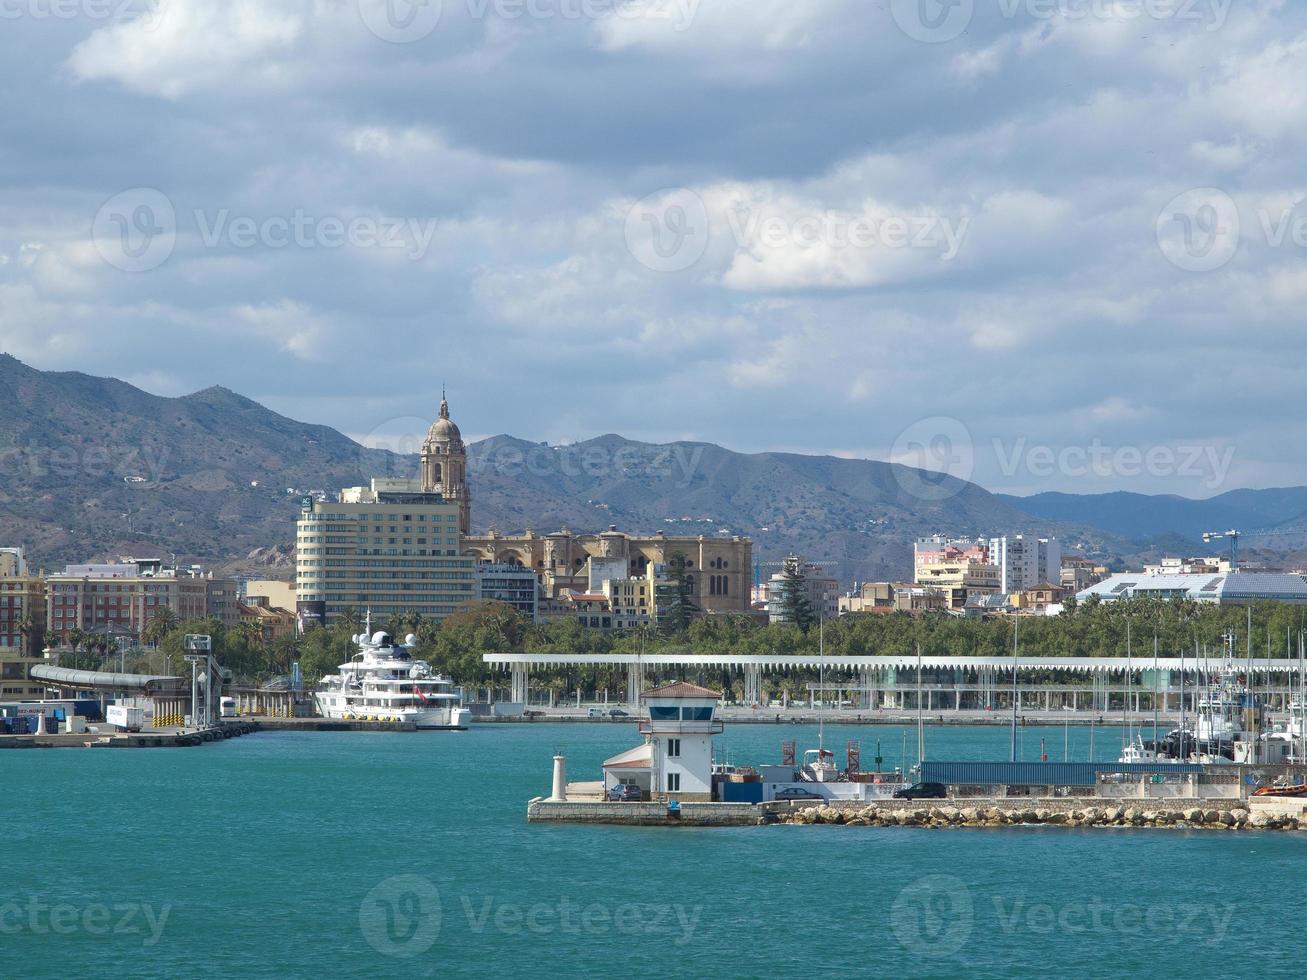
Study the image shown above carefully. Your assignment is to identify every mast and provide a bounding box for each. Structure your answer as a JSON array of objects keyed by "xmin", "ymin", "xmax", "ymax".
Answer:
[
  {"xmin": 818, "ymin": 610, "xmax": 825, "ymax": 757},
  {"xmin": 1152, "ymin": 632, "xmax": 1159, "ymax": 756},
  {"xmin": 1010, "ymin": 615, "xmax": 1019, "ymax": 762},
  {"xmin": 916, "ymin": 643, "xmax": 924, "ymax": 767},
  {"xmin": 1123, "ymin": 620, "xmax": 1131, "ymax": 753}
]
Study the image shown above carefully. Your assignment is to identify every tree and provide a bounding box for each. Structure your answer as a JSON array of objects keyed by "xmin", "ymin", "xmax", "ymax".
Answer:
[
  {"xmin": 13, "ymin": 613, "xmax": 33, "ymax": 656},
  {"xmin": 235, "ymin": 618, "xmax": 265, "ymax": 650},
  {"xmin": 142, "ymin": 607, "xmax": 178, "ymax": 648},
  {"xmin": 661, "ymin": 551, "xmax": 698, "ymax": 635},
  {"xmin": 776, "ymin": 555, "xmax": 815, "ymax": 632}
]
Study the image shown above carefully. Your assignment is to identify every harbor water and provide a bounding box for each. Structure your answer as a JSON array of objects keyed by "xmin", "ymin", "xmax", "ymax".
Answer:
[{"xmin": 3, "ymin": 723, "xmax": 1302, "ymax": 979}]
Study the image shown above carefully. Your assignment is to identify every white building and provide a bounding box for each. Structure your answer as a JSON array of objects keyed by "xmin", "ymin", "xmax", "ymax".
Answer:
[
  {"xmin": 602, "ymin": 682, "xmax": 722, "ymax": 802},
  {"xmin": 989, "ymin": 535, "xmax": 1061, "ymax": 594},
  {"xmin": 765, "ymin": 556, "xmax": 840, "ymax": 625}
]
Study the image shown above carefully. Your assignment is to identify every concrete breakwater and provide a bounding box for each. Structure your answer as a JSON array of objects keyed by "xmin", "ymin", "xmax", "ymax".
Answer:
[{"xmin": 778, "ymin": 799, "xmax": 1307, "ymax": 831}]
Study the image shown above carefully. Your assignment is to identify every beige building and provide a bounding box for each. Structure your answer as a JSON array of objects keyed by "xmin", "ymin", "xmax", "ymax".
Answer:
[
  {"xmin": 245, "ymin": 579, "xmax": 297, "ymax": 611},
  {"xmin": 296, "ymin": 479, "xmax": 476, "ymax": 629},
  {"xmin": 1012, "ymin": 582, "xmax": 1066, "ymax": 612},
  {"xmin": 839, "ymin": 581, "xmax": 947, "ymax": 615},
  {"xmin": 1061, "ymin": 556, "xmax": 1111, "ymax": 592},
  {"xmin": 238, "ymin": 597, "xmax": 297, "ymax": 645},
  {"xmin": 462, "ymin": 526, "xmax": 751, "ymax": 617},
  {"xmin": 914, "ymin": 558, "xmax": 1000, "ymax": 610},
  {"xmin": 1, "ymin": 549, "xmax": 46, "ymax": 700}
]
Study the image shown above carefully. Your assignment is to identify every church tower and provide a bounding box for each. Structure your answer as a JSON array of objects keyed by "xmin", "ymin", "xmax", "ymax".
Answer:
[{"xmin": 420, "ymin": 392, "xmax": 471, "ymax": 534}]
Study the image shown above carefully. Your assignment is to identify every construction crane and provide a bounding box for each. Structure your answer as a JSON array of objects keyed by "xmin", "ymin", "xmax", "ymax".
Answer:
[{"xmin": 1202, "ymin": 529, "xmax": 1240, "ymax": 569}]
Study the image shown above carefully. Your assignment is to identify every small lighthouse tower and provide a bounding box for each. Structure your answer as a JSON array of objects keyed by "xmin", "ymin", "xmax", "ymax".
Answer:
[{"xmin": 640, "ymin": 682, "xmax": 723, "ymax": 802}]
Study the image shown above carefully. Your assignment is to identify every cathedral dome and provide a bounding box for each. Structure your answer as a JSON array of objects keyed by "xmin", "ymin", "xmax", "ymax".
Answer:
[{"xmin": 425, "ymin": 397, "xmax": 462, "ymax": 446}]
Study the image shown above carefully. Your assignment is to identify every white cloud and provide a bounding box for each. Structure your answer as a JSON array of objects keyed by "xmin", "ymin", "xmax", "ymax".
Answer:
[{"xmin": 68, "ymin": 0, "xmax": 311, "ymax": 99}]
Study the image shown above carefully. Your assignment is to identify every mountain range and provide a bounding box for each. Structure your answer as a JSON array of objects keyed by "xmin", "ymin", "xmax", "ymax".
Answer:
[{"xmin": 2, "ymin": 353, "xmax": 1304, "ymax": 582}]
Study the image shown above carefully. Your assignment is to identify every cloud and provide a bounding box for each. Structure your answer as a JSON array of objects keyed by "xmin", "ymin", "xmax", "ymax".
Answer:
[
  {"xmin": 68, "ymin": 0, "xmax": 310, "ymax": 99},
  {"xmin": 0, "ymin": 0, "xmax": 1304, "ymax": 497}
]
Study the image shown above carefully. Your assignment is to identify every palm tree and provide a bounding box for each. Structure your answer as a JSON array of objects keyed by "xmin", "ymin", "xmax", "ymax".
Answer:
[
  {"xmin": 13, "ymin": 613, "xmax": 33, "ymax": 656},
  {"xmin": 142, "ymin": 607, "xmax": 178, "ymax": 648},
  {"xmin": 64, "ymin": 628, "xmax": 85, "ymax": 669},
  {"xmin": 235, "ymin": 618, "xmax": 265, "ymax": 649}
]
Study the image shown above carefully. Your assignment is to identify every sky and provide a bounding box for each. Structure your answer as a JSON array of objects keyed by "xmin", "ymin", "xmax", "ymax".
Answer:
[{"xmin": 1, "ymin": 0, "xmax": 1304, "ymax": 498}]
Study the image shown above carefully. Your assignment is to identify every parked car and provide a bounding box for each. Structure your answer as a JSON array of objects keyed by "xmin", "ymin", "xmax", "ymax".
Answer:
[
  {"xmin": 523, "ymin": 709, "xmax": 546, "ymax": 719},
  {"xmin": 607, "ymin": 783, "xmax": 643, "ymax": 802},
  {"xmin": 608, "ymin": 708, "xmax": 630, "ymax": 718},
  {"xmin": 893, "ymin": 782, "xmax": 948, "ymax": 800},
  {"xmin": 773, "ymin": 787, "xmax": 824, "ymax": 801},
  {"xmin": 587, "ymin": 708, "xmax": 605, "ymax": 718}
]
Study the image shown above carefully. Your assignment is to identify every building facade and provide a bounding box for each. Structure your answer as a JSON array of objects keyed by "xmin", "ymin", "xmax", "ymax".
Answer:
[
  {"xmin": 296, "ymin": 479, "xmax": 476, "ymax": 630},
  {"xmin": 45, "ymin": 561, "xmax": 232, "ymax": 645},
  {"xmin": 0, "ymin": 549, "xmax": 46, "ymax": 699},
  {"xmin": 476, "ymin": 564, "xmax": 540, "ymax": 621},
  {"xmin": 988, "ymin": 536, "xmax": 1061, "ymax": 594},
  {"xmin": 764, "ymin": 556, "xmax": 840, "ymax": 625},
  {"xmin": 462, "ymin": 526, "xmax": 751, "ymax": 617}
]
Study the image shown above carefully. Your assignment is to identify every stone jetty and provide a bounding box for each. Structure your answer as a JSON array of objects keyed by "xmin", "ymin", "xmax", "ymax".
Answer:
[{"xmin": 775, "ymin": 800, "xmax": 1307, "ymax": 831}]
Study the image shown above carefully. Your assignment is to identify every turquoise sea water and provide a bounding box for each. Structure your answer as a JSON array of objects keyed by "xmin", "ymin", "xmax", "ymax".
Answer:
[{"xmin": 3, "ymin": 723, "xmax": 1303, "ymax": 979}]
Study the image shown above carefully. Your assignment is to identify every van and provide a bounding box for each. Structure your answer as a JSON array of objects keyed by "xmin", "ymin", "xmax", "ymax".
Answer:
[{"xmin": 587, "ymin": 708, "xmax": 604, "ymax": 718}]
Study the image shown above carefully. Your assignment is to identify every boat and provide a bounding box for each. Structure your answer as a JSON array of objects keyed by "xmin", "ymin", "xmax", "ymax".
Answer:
[
  {"xmin": 1253, "ymin": 780, "xmax": 1307, "ymax": 798},
  {"xmin": 799, "ymin": 747, "xmax": 842, "ymax": 782},
  {"xmin": 314, "ymin": 620, "xmax": 469, "ymax": 730}
]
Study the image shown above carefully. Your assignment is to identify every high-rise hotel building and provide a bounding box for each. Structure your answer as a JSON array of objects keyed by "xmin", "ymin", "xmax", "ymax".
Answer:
[{"xmin": 295, "ymin": 396, "xmax": 476, "ymax": 629}]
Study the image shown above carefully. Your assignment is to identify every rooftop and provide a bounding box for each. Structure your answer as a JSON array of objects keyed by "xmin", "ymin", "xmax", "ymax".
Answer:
[{"xmin": 641, "ymin": 681, "xmax": 722, "ymax": 700}]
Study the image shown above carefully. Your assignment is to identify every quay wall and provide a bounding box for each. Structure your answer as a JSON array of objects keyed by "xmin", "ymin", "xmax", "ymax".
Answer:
[{"xmin": 527, "ymin": 799, "xmax": 763, "ymax": 826}]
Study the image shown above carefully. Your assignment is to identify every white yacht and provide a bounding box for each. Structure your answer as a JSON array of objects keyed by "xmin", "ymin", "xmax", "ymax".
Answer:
[{"xmin": 315, "ymin": 624, "xmax": 469, "ymax": 730}]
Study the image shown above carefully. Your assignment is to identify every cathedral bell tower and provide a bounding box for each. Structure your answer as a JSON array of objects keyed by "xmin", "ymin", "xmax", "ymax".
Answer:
[{"xmin": 420, "ymin": 392, "xmax": 472, "ymax": 534}]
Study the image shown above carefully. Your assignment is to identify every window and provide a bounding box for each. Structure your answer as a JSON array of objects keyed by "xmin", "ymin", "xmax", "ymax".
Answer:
[
  {"xmin": 666, "ymin": 738, "xmax": 681, "ymax": 758},
  {"xmin": 649, "ymin": 706, "xmax": 679, "ymax": 721},
  {"xmin": 666, "ymin": 773, "xmax": 680, "ymax": 792},
  {"xmin": 682, "ymin": 707, "xmax": 713, "ymax": 721}
]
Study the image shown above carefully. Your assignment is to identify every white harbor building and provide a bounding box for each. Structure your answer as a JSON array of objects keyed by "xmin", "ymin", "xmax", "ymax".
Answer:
[{"xmin": 603, "ymin": 682, "xmax": 723, "ymax": 802}]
